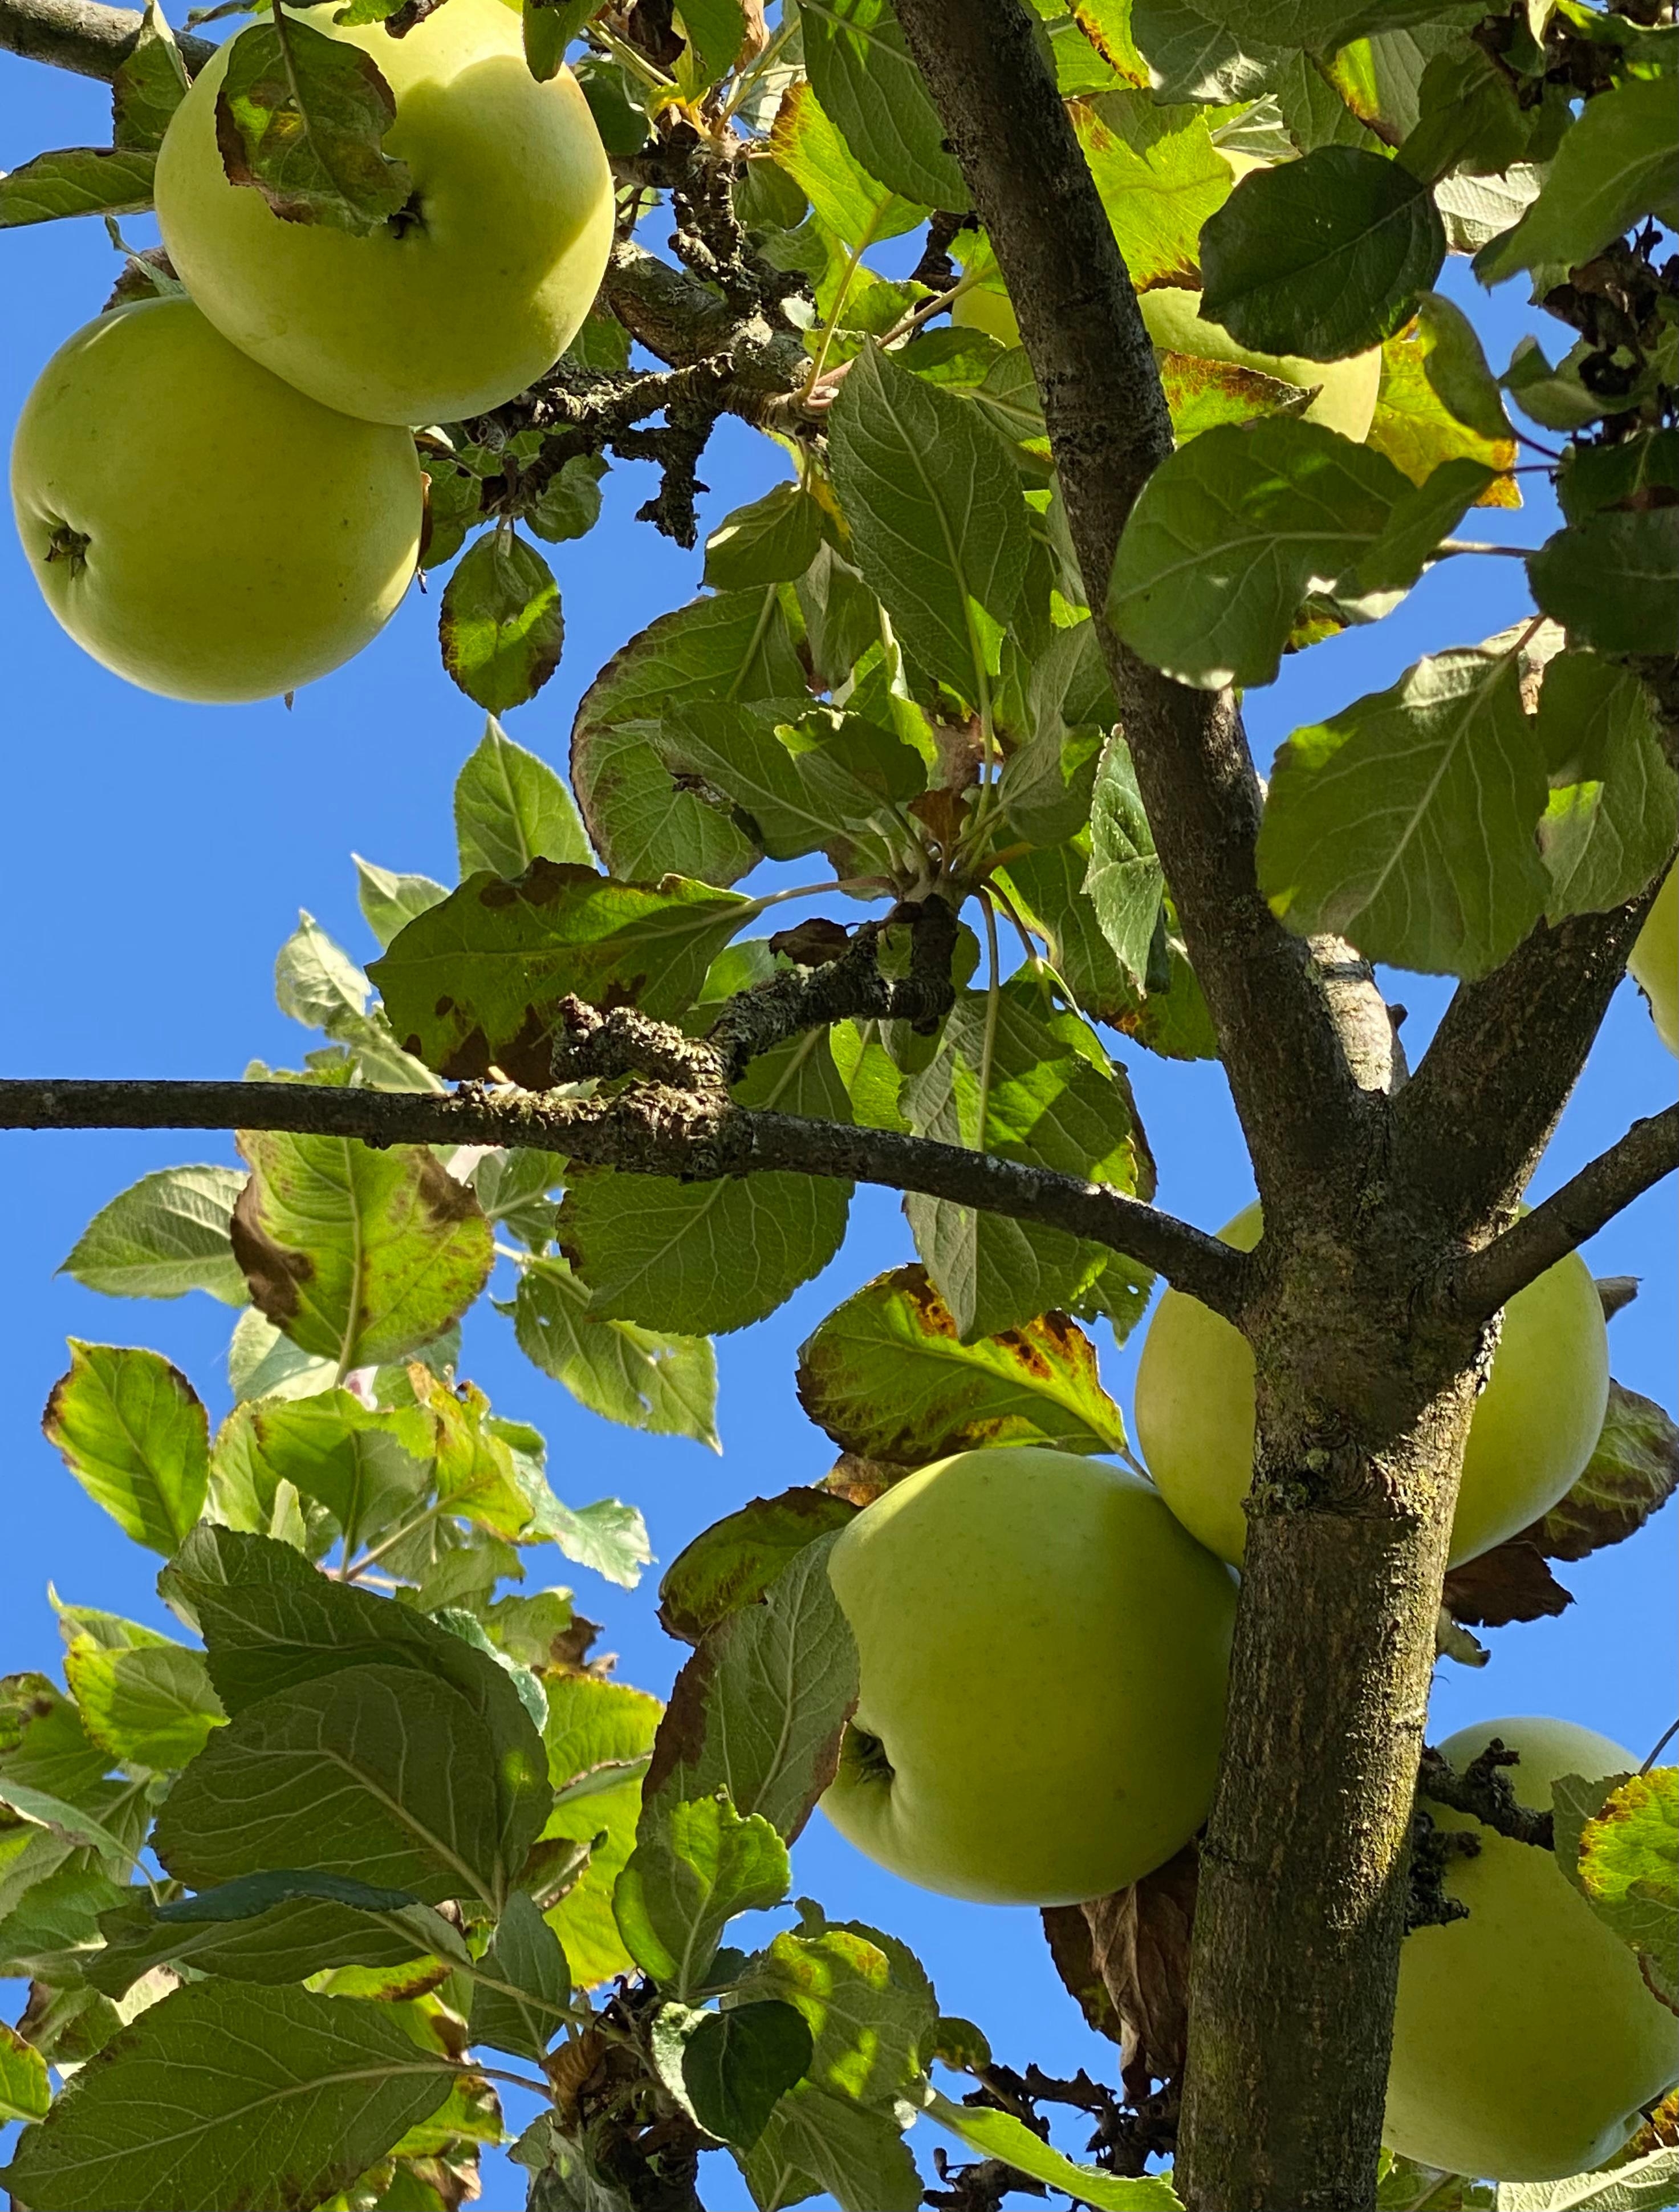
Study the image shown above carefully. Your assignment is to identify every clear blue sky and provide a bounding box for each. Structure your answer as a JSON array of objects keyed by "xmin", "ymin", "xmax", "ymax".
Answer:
[{"xmin": 1, "ymin": 47, "xmax": 1673, "ymax": 2211}]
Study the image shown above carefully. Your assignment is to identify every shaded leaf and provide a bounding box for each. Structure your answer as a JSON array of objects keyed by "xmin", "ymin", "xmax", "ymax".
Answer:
[
  {"xmin": 0, "ymin": 1982, "xmax": 455, "ymax": 2212},
  {"xmin": 1528, "ymin": 512, "xmax": 1679, "ymax": 659},
  {"xmin": 511, "ymin": 1256, "xmax": 720, "ymax": 1448},
  {"xmin": 1494, "ymin": 2150, "xmax": 1679, "ymax": 2210},
  {"xmin": 112, "ymin": 0, "xmax": 190, "ymax": 149},
  {"xmin": 88, "ymin": 1881, "xmax": 449, "ymax": 1999},
  {"xmin": 1257, "ymin": 647, "xmax": 1549, "ymax": 978},
  {"xmin": 538, "ymin": 1675, "xmax": 664, "ymax": 1987},
  {"xmin": 922, "ymin": 2087, "xmax": 1181, "ymax": 2209},
  {"xmin": 231, "ymin": 1131, "xmax": 493, "ymax": 1369},
  {"xmin": 738, "ymin": 1903, "xmax": 936, "ymax": 2109},
  {"xmin": 1477, "ymin": 75, "xmax": 1679, "ymax": 288},
  {"xmin": 355, "ymin": 857, "xmax": 449, "ymax": 953},
  {"xmin": 1554, "ymin": 1768, "xmax": 1677, "ymax": 2015},
  {"xmin": 61, "ymin": 1164, "xmax": 249, "ymax": 1305},
  {"xmin": 795, "ymin": 1264, "xmax": 1127, "ymax": 1464},
  {"xmin": 66, "ymin": 1636, "xmax": 223, "ymax": 1771},
  {"xmin": 704, "ymin": 483, "xmax": 828, "ymax": 592},
  {"xmin": 1521, "ymin": 1381, "xmax": 1679, "ymax": 1566},
  {"xmin": 456, "ymin": 716, "xmax": 591, "ymax": 878},
  {"xmin": 1538, "ymin": 657, "xmax": 1679, "ymax": 923},
  {"xmin": 658, "ymin": 1488, "xmax": 857, "ymax": 1645},
  {"xmin": 215, "ymin": 14, "xmax": 410, "ymax": 233},
  {"xmin": 743, "ymin": 2082, "xmax": 922, "ymax": 2212},
  {"xmin": 799, "ymin": 0, "xmax": 966, "ymax": 209},
  {"xmin": 1072, "ymin": 91, "xmax": 1231, "ymax": 291},
  {"xmin": 681, "ymin": 2000, "xmax": 812, "ymax": 2149},
  {"xmin": 1200, "ymin": 145, "xmax": 1444, "ymax": 360},
  {"xmin": 0, "ymin": 147, "xmax": 156, "ymax": 228},
  {"xmin": 0, "ymin": 2022, "xmax": 50, "ymax": 2125},
  {"xmin": 644, "ymin": 1536, "xmax": 859, "ymax": 1844},
  {"xmin": 43, "ymin": 1341, "xmax": 208, "ymax": 1555},
  {"xmin": 529, "ymin": 452, "xmax": 608, "ymax": 545},
  {"xmin": 1086, "ymin": 732, "xmax": 1166, "ymax": 992},
  {"xmin": 615, "ymin": 1792, "xmax": 790, "ymax": 1994},
  {"xmin": 440, "ymin": 531, "xmax": 563, "ymax": 714},
  {"xmin": 371, "ymin": 860, "xmax": 749, "ymax": 1086},
  {"xmin": 467, "ymin": 1891, "xmax": 571, "ymax": 2060},
  {"xmin": 653, "ymin": 698, "xmax": 916, "ymax": 868}
]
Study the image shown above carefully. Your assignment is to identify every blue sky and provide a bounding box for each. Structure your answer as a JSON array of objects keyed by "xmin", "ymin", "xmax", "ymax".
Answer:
[{"xmin": 1, "ymin": 44, "xmax": 1674, "ymax": 2211}]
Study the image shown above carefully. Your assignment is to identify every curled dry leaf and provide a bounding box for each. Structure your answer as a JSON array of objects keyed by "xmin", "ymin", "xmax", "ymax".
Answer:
[
  {"xmin": 1440, "ymin": 1541, "xmax": 1573, "ymax": 1630},
  {"xmin": 1046, "ymin": 1845, "xmax": 1200, "ymax": 2099}
]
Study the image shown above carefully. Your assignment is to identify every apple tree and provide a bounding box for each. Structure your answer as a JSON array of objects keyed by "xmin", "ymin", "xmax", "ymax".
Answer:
[{"xmin": 0, "ymin": 1, "xmax": 1675, "ymax": 2207}]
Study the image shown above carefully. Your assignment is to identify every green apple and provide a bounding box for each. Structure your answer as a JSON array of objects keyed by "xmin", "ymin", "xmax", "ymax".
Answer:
[
  {"xmin": 819, "ymin": 1446, "xmax": 1237, "ymax": 1906},
  {"xmin": 953, "ymin": 283, "xmax": 1380, "ymax": 440},
  {"xmin": 10, "ymin": 297, "xmax": 422, "ymax": 705},
  {"xmin": 154, "ymin": 0, "xmax": 613, "ymax": 426},
  {"xmin": 1134, "ymin": 1203, "xmax": 1608, "ymax": 1569},
  {"xmin": 1628, "ymin": 865, "xmax": 1678, "ymax": 1057},
  {"xmin": 1386, "ymin": 1714, "xmax": 1679, "ymax": 2180}
]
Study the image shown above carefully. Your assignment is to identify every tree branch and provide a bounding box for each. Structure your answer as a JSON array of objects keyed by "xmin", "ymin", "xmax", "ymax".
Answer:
[
  {"xmin": 1417, "ymin": 1740, "xmax": 1554, "ymax": 1851},
  {"xmin": 1444, "ymin": 1102, "xmax": 1679, "ymax": 1325},
  {"xmin": 889, "ymin": 0, "xmax": 1396, "ymax": 1212},
  {"xmin": 0, "ymin": 0, "xmax": 213, "ymax": 76},
  {"xmin": 0, "ymin": 1075, "xmax": 1250, "ymax": 1317}
]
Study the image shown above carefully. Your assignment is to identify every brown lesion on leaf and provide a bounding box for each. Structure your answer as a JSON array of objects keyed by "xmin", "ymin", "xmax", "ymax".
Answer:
[
  {"xmin": 228, "ymin": 1174, "xmax": 311, "ymax": 1327},
  {"xmin": 639, "ymin": 1633, "xmax": 719, "ymax": 1806},
  {"xmin": 412, "ymin": 1146, "xmax": 485, "ymax": 1229}
]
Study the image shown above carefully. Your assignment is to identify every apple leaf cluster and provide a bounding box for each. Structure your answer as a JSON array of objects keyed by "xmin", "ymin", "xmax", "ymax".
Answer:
[{"xmin": 0, "ymin": 0, "xmax": 1676, "ymax": 2205}]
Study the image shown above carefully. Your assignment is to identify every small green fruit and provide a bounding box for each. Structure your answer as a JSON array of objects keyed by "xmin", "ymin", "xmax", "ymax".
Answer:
[
  {"xmin": 10, "ymin": 297, "xmax": 422, "ymax": 704},
  {"xmin": 1135, "ymin": 1204, "xmax": 1608, "ymax": 1569},
  {"xmin": 1385, "ymin": 1714, "xmax": 1679, "ymax": 2181},
  {"xmin": 820, "ymin": 1447, "xmax": 1237, "ymax": 1906}
]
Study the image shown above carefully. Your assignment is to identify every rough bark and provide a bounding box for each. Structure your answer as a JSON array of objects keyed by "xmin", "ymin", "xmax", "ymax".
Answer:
[{"xmin": 0, "ymin": 0, "xmax": 212, "ymax": 75}]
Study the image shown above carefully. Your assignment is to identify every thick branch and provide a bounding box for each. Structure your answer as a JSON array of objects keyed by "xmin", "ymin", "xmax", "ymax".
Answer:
[
  {"xmin": 0, "ymin": 0, "xmax": 213, "ymax": 76},
  {"xmin": 889, "ymin": 0, "xmax": 1391, "ymax": 1207},
  {"xmin": 1446, "ymin": 1103, "xmax": 1679, "ymax": 1324},
  {"xmin": 0, "ymin": 1077, "xmax": 1249, "ymax": 1316}
]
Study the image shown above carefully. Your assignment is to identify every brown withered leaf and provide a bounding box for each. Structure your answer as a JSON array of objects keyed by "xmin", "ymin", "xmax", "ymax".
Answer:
[
  {"xmin": 657, "ymin": 1486, "xmax": 856, "ymax": 1644},
  {"xmin": 768, "ymin": 916, "xmax": 852, "ymax": 967},
  {"xmin": 1040, "ymin": 1903, "xmax": 1125, "ymax": 2049},
  {"xmin": 1074, "ymin": 1845, "xmax": 1199, "ymax": 2096},
  {"xmin": 823, "ymin": 1452, "xmax": 905, "ymax": 1507},
  {"xmin": 1596, "ymin": 1274, "xmax": 1640, "ymax": 1320},
  {"xmin": 1521, "ymin": 1379, "xmax": 1679, "ymax": 1564},
  {"xmin": 1441, "ymin": 1541, "xmax": 1574, "ymax": 1629}
]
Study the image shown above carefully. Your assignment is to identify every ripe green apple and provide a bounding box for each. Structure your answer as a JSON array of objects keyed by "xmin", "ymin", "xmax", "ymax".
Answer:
[
  {"xmin": 1628, "ymin": 865, "xmax": 1677, "ymax": 1056},
  {"xmin": 1134, "ymin": 1204, "xmax": 1608, "ymax": 1569},
  {"xmin": 819, "ymin": 1446, "xmax": 1237, "ymax": 1906},
  {"xmin": 10, "ymin": 297, "xmax": 422, "ymax": 705},
  {"xmin": 154, "ymin": 0, "xmax": 613, "ymax": 425},
  {"xmin": 954, "ymin": 285, "xmax": 1380, "ymax": 441},
  {"xmin": 1385, "ymin": 1714, "xmax": 1679, "ymax": 2180}
]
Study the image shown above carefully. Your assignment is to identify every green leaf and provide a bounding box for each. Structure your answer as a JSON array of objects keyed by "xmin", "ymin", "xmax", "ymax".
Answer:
[
  {"xmin": 455, "ymin": 716, "xmax": 591, "ymax": 878},
  {"xmin": 1159, "ymin": 348, "xmax": 1310, "ymax": 439},
  {"xmin": 214, "ymin": 14, "xmax": 411, "ymax": 233},
  {"xmin": 680, "ymin": 2001, "xmax": 813, "ymax": 2149},
  {"xmin": 511, "ymin": 1255, "xmax": 720, "ymax": 1447},
  {"xmin": 571, "ymin": 587, "xmax": 804, "ymax": 885},
  {"xmin": 769, "ymin": 78, "xmax": 928, "ymax": 247},
  {"xmin": 529, "ymin": 451, "xmax": 608, "ymax": 542},
  {"xmin": 1364, "ymin": 314, "xmax": 1518, "ymax": 501},
  {"xmin": 467, "ymin": 1891, "xmax": 571, "ymax": 2060},
  {"xmin": 355, "ymin": 855, "xmax": 449, "ymax": 952},
  {"xmin": 615, "ymin": 1792, "xmax": 790, "ymax": 1994},
  {"xmin": 152, "ymin": 1662, "xmax": 518, "ymax": 1906},
  {"xmin": 439, "ymin": 530, "xmax": 563, "ymax": 713},
  {"xmin": 0, "ymin": 1982, "xmax": 456, "ymax": 2212},
  {"xmin": 795, "ymin": 1264, "xmax": 1128, "ymax": 1464},
  {"xmin": 43, "ymin": 1341, "xmax": 208, "ymax": 1554},
  {"xmin": 88, "ymin": 1879, "xmax": 451, "ymax": 1998},
  {"xmin": 657, "ymin": 1488, "xmax": 858, "ymax": 1645},
  {"xmin": 796, "ymin": 543, "xmax": 881, "ymax": 691},
  {"xmin": 0, "ymin": 146, "xmax": 156, "ymax": 227},
  {"xmin": 1500, "ymin": 334, "xmax": 1615, "ymax": 437},
  {"xmin": 60, "ymin": 1164, "xmax": 249, "ymax": 1304},
  {"xmin": 1538, "ymin": 657, "xmax": 1679, "ymax": 923},
  {"xmin": 1108, "ymin": 417, "xmax": 1410, "ymax": 688},
  {"xmin": 65, "ymin": 1637, "xmax": 223, "ymax": 1770},
  {"xmin": 673, "ymin": 0, "xmax": 744, "ymax": 92},
  {"xmin": 275, "ymin": 909, "xmax": 369, "ymax": 1033},
  {"xmin": 799, "ymin": 0, "xmax": 968, "ymax": 210},
  {"xmin": 231, "ymin": 1130, "xmax": 493, "ymax": 1369},
  {"xmin": 1129, "ymin": 0, "xmax": 1283, "ymax": 103},
  {"xmin": 1553, "ymin": 1767, "xmax": 1677, "ymax": 2015},
  {"xmin": 743, "ymin": 2081, "xmax": 923, "ymax": 2212},
  {"xmin": 1085, "ymin": 732, "xmax": 1166, "ymax": 991},
  {"xmin": 1522, "ymin": 1379, "xmax": 1678, "ymax": 1566},
  {"xmin": 1200, "ymin": 146, "xmax": 1444, "ymax": 360},
  {"xmin": 0, "ymin": 2022, "xmax": 50, "ymax": 2125},
  {"xmin": 475, "ymin": 1146, "xmax": 566, "ymax": 1248},
  {"xmin": 556, "ymin": 1032, "xmax": 852, "ymax": 1334},
  {"xmin": 1378, "ymin": 2153, "xmax": 1494, "ymax": 2209},
  {"xmin": 1412, "ymin": 290, "xmax": 1514, "ymax": 444},
  {"xmin": 1494, "ymin": 2150, "xmax": 1679, "ymax": 2211},
  {"xmin": 1476, "ymin": 75, "xmax": 1679, "ymax": 288},
  {"xmin": 0, "ymin": 1777, "xmax": 134, "ymax": 1864},
  {"xmin": 739, "ymin": 1903, "xmax": 936, "ymax": 2109},
  {"xmin": 1072, "ymin": 91, "xmax": 1233, "ymax": 290},
  {"xmin": 654, "ymin": 699, "xmax": 914, "ymax": 867},
  {"xmin": 523, "ymin": 1488, "xmax": 652, "ymax": 1592},
  {"xmin": 903, "ymin": 987, "xmax": 1145, "ymax": 1339},
  {"xmin": 220, "ymin": 1390, "xmax": 433, "ymax": 1552},
  {"xmin": 922, "ymin": 2086, "xmax": 1181, "ymax": 2209},
  {"xmin": 1528, "ymin": 512, "xmax": 1679, "ymax": 659},
  {"xmin": 1257, "ymin": 647, "xmax": 1548, "ymax": 977},
  {"xmin": 369, "ymin": 861, "xmax": 750, "ymax": 1085},
  {"xmin": 1355, "ymin": 455, "xmax": 1499, "ymax": 594},
  {"xmin": 112, "ymin": 0, "xmax": 190, "ymax": 148},
  {"xmin": 828, "ymin": 343, "xmax": 1029, "ymax": 704},
  {"xmin": 704, "ymin": 483, "xmax": 828, "ymax": 592},
  {"xmin": 537, "ymin": 1674, "xmax": 664, "ymax": 1987},
  {"xmin": 644, "ymin": 1536, "xmax": 859, "ymax": 1844}
]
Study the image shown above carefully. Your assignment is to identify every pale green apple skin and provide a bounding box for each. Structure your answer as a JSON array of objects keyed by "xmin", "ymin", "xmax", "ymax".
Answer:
[
  {"xmin": 819, "ymin": 1447, "xmax": 1237, "ymax": 1906},
  {"xmin": 1628, "ymin": 866, "xmax": 1677, "ymax": 1057},
  {"xmin": 154, "ymin": 0, "xmax": 613, "ymax": 425},
  {"xmin": 1135, "ymin": 1203, "xmax": 1608, "ymax": 1569},
  {"xmin": 1385, "ymin": 1715, "xmax": 1679, "ymax": 2181},
  {"xmin": 953, "ymin": 284, "xmax": 1380, "ymax": 440},
  {"xmin": 10, "ymin": 297, "xmax": 422, "ymax": 705}
]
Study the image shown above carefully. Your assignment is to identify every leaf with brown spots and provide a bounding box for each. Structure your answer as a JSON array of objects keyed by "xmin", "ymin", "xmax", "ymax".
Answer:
[
  {"xmin": 1554, "ymin": 1767, "xmax": 1677, "ymax": 2015},
  {"xmin": 658, "ymin": 1488, "xmax": 858, "ymax": 1645},
  {"xmin": 795, "ymin": 1264, "xmax": 1128, "ymax": 1466},
  {"xmin": 231, "ymin": 1131, "xmax": 492, "ymax": 1371},
  {"xmin": 438, "ymin": 531, "xmax": 564, "ymax": 715},
  {"xmin": 368, "ymin": 859, "xmax": 751, "ymax": 1085}
]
